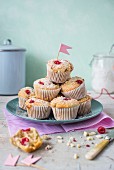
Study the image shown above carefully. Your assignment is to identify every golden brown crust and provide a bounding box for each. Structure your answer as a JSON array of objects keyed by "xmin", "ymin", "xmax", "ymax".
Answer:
[
  {"xmin": 61, "ymin": 76, "xmax": 84, "ymax": 92},
  {"xmin": 78, "ymin": 95, "xmax": 92, "ymax": 103},
  {"xmin": 33, "ymin": 78, "xmax": 60, "ymax": 90},
  {"xmin": 50, "ymin": 96, "xmax": 80, "ymax": 108},
  {"xmin": 10, "ymin": 127, "xmax": 43, "ymax": 153},
  {"xmin": 18, "ymin": 87, "xmax": 35, "ymax": 99},
  {"xmin": 47, "ymin": 59, "xmax": 74, "ymax": 73}
]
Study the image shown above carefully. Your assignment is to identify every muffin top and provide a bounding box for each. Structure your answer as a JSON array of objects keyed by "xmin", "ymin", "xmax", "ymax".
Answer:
[
  {"xmin": 78, "ymin": 95, "xmax": 92, "ymax": 103},
  {"xmin": 18, "ymin": 87, "xmax": 34, "ymax": 99},
  {"xmin": 47, "ymin": 59, "xmax": 73, "ymax": 73},
  {"xmin": 33, "ymin": 78, "xmax": 60, "ymax": 90},
  {"xmin": 50, "ymin": 96, "xmax": 79, "ymax": 108},
  {"xmin": 25, "ymin": 97, "xmax": 50, "ymax": 109},
  {"xmin": 61, "ymin": 76, "xmax": 84, "ymax": 92},
  {"xmin": 10, "ymin": 127, "xmax": 42, "ymax": 149}
]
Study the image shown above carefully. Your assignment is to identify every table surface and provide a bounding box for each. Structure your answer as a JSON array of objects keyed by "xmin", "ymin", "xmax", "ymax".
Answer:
[{"xmin": 0, "ymin": 91, "xmax": 114, "ymax": 170}]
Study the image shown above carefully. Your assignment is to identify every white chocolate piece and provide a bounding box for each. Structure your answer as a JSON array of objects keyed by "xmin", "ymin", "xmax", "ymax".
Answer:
[
  {"xmin": 77, "ymin": 144, "xmax": 81, "ymax": 148},
  {"xmin": 58, "ymin": 139, "xmax": 64, "ymax": 143},
  {"xmin": 83, "ymin": 131, "xmax": 89, "ymax": 137},
  {"xmin": 57, "ymin": 136, "xmax": 63, "ymax": 139},
  {"xmin": 96, "ymin": 135, "xmax": 103, "ymax": 139},
  {"xmin": 74, "ymin": 154, "xmax": 79, "ymax": 159},
  {"xmin": 87, "ymin": 137, "xmax": 94, "ymax": 141},
  {"xmin": 89, "ymin": 132, "xmax": 97, "ymax": 136},
  {"xmin": 70, "ymin": 143, "xmax": 76, "ymax": 147}
]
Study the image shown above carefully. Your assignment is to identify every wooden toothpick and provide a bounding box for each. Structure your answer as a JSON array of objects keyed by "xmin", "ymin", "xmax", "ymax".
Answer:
[{"xmin": 17, "ymin": 163, "xmax": 47, "ymax": 170}]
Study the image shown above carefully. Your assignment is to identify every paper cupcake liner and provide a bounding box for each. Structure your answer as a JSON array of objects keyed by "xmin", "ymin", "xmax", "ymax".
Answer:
[
  {"xmin": 52, "ymin": 105, "xmax": 79, "ymax": 120},
  {"xmin": 62, "ymin": 82, "xmax": 87, "ymax": 100},
  {"xmin": 19, "ymin": 97, "xmax": 27, "ymax": 110},
  {"xmin": 77, "ymin": 100, "xmax": 91, "ymax": 116},
  {"xmin": 27, "ymin": 106, "xmax": 51, "ymax": 119},
  {"xmin": 47, "ymin": 68, "xmax": 71, "ymax": 83},
  {"xmin": 34, "ymin": 87, "xmax": 61, "ymax": 101}
]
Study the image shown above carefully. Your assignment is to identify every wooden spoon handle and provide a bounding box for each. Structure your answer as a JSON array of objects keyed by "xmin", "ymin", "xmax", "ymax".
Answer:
[{"xmin": 85, "ymin": 139, "xmax": 109, "ymax": 160}]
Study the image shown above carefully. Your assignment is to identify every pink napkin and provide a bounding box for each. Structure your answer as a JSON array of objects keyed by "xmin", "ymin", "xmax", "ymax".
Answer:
[{"xmin": 4, "ymin": 109, "xmax": 114, "ymax": 136}]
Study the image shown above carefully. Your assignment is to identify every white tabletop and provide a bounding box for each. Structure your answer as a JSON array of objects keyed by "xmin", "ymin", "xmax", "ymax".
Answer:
[{"xmin": 0, "ymin": 91, "xmax": 114, "ymax": 170}]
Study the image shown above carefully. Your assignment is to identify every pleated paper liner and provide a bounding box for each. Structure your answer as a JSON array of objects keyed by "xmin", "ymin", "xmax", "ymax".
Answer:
[
  {"xmin": 27, "ymin": 106, "xmax": 51, "ymax": 119},
  {"xmin": 34, "ymin": 87, "xmax": 61, "ymax": 101},
  {"xmin": 19, "ymin": 97, "xmax": 27, "ymax": 110},
  {"xmin": 78, "ymin": 99, "xmax": 91, "ymax": 116},
  {"xmin": 52, "ymin": 105, "xmax": 80, "ymax": 120},
  {"xmin": 47, "ymin": 67, "xmax": 71, "ymax": 83},
  {"xmin": 62, "ymin": 81, "xmax": 87, "ymax": 100}
]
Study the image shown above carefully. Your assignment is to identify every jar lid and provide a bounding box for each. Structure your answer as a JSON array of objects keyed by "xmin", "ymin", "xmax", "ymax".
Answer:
[
  {"xmin": 0, "ymin": 39, "xmax": 26, "ymax": 52},
  {"xmin": 93, "ymin": 53, "xmax": 114, "ymax": 58}
]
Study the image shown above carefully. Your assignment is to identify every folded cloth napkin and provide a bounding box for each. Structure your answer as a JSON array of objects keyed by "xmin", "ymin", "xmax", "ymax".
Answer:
[{"xmin": 4, "ymin": 109, "xmax": 114, "ymax": 136}]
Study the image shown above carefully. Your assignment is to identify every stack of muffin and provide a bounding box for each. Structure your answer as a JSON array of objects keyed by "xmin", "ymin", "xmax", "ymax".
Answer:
[{"xmin": 18, "ymin": 59, "xmax": 91, "ymax": 120}]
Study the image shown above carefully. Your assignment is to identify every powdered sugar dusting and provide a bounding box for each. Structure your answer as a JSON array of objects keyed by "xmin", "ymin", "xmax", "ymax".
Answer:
[
  {"xmin": 34, "ymin": 78, "xmax": 58, "ymax": 88},
  {"xmin": 48, "ymin": 59, "xmax": 73, "ymax": 70}
]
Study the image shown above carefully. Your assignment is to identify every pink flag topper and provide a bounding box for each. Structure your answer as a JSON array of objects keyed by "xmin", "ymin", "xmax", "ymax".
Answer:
[
  {"xmin": 59, "ymin": 44, "xmax": 72, "ymax": 55},
  {"xmin": 21, "ymin": 155, "xmax": 41, "ymax": 166},
  {"xmin": 4, "ymin": 154, "xmax": 20, "ymax": 166}
]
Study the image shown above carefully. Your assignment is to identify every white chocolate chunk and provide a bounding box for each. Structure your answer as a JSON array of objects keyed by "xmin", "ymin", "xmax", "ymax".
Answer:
[
  {"xmin": 83, "ymin": 131, "xmax": 89, "ymax": 137},
  {"xmin": 70, "ymin": 143, "xmax": 76, "ymax": 147},
  {"xmin": 96, "ymin": 135, "xmax": 103, "ymax": 139},
  {"xmin": 74, "ymin": 154, "xmax": 79, "ymax": 159},
  {"xmin": 86, "ymin": 136, "xmax": 94, "ymax": 141},
  {"xmin": 42, "ymin": 135, "xmax": 51, "ymax": 140},
  {"xmin": 89, "ymin": 132, "xmax": 97, "ymax": 136},
  {"xmin": 45, "ymin": 145, "xmax": 52, "ymax": 150},
  {"xmin": 77, "ymin": 144, "xmax": 81, "ymax": 148},
  {"xmin": 57, "ymin": 136, "xmax": 63, "ymax": 139},
  {"xmin": 67, "ymin": 142, "xmax": 70, "ymax": 146}
]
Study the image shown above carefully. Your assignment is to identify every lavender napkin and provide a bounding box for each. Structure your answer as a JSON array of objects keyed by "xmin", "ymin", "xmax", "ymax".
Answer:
[{"xmin": 4, "ymin": 109, "xmax": 114, "ymax": 136}]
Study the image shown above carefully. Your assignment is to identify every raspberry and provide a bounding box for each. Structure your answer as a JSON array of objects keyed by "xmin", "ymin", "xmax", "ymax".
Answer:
[
  {"xmin": 97, "ymin": 126, "xmax": 106, "ymax": 134},
  {"xmin": 20, "ymin": 137, "xmax": 29, "ymax": 145},
  {"xmin": 25, "ymin": 89, "xmax": 30, "ymax": 95},
  {"xmin": 63, "ymin": 98, "xmax": 71, "ymax": 100},
  {"xmin": 39, "ymin": 81, "xmax": 44, "ymax": 85},
  {"xmin": 86, "ymin": 144, "xmax": 90, "ymax": 147},
  {"xmin": 76, "ymin": 80, "xmax": 83, "ymax": 84},
  {"xmin": 29, "ymin": 100, "xmax": 35, "ymax": 103},
  {"xmin": 22, "ymin": 128, "xmax": 30, "ymax": 132},
  {"xmin": 54, "ymin": 60, "xmax": 62, "ymax": 65}
]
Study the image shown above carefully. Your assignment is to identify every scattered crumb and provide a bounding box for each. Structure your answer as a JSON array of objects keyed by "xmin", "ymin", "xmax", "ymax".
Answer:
[
  {"xmin": 70, "ymin": 143, "xmax": 76, "ymax": 147},
  {"xmin": 77, "ymin": 144, "xmax": 81, "ymax": 148},
  {"xmin": 86, "ymin": 144, "xmax": 90, "ymax": 147},
  {"xmin": 45, "ymin": 145, "xmax": 52, "ymax": 150},
  {"xmin": 42, "ymin": 135, "xmax": 51, "ymax": 140},
  {"xmin": 74, "ymin": 154, "xmax": 79, "ymax": 159},
  {"xmin": 83, "ymin": 131, "xmax": 89, "ymax": 137},
  {"xmin": 96, "ymin": 135, "xmax": 103, "ymax": 139},
  {"xmin": 86, "ymin": 136, "xmax": 94, "ymax": 141},
  {"xmin": 89, "ymin": 132, "xmax": 97, "ymax": 136},
  {"xmin": 57, "ymin": 136, "xmax": 63, "ymax": 139}
]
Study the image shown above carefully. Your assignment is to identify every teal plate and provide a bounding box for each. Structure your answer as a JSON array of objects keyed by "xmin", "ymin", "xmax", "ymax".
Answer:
[{"xmin": 6, "ymin": 98, "xmax": 103, "ymax": 124}]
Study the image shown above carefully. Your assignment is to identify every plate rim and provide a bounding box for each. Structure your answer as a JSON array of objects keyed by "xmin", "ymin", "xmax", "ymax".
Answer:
[{"xmin": 6, "ymin": 98, "xmax": 103, "ymax": 124}]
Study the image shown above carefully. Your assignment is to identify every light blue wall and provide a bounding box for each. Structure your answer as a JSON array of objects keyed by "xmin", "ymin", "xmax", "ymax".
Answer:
[{"xmin": 0, "ymin": 0, "xmax": 114, "ymax": 89}]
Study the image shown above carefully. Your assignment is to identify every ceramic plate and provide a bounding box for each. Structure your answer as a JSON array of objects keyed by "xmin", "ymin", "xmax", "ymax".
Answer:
[{"xmin": 6, "ymin": 98, "xmax": 103, "ymax": 124}]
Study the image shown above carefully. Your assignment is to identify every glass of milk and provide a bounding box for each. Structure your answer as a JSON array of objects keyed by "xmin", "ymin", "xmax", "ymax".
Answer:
[{"xmin": 90, "ymin": 52, "xmax": 114, "ymax": 94}]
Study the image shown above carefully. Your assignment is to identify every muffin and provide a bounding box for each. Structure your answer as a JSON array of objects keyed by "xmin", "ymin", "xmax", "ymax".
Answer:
[
  {"xmin": 47, "ymin": 59, "xmax": 73, "ymax": 83},
  {"xmin": 33, "ymin": 78, "xmax": 61, "ymax": 101},
  {"xmin": 77, "ymin": 95, "xmax": 92, "ymax": 116},
  {"xmin": 50, "ymin": 96, "xmax": 80, "ymax": 120},
  {"xmin": 18, "ymin": 87, "xmax": 35, "ymax": 110},
  {"xmin": 10, "ymin": 127, "xmax": 42, "ymax": 153},
  {"xmin": 25, "ymin": 97, "xmax": 51, "ymax": 119},
  {"xmin": 61, "ymin": 76, "xmax": 87, "ymax": 100}
]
